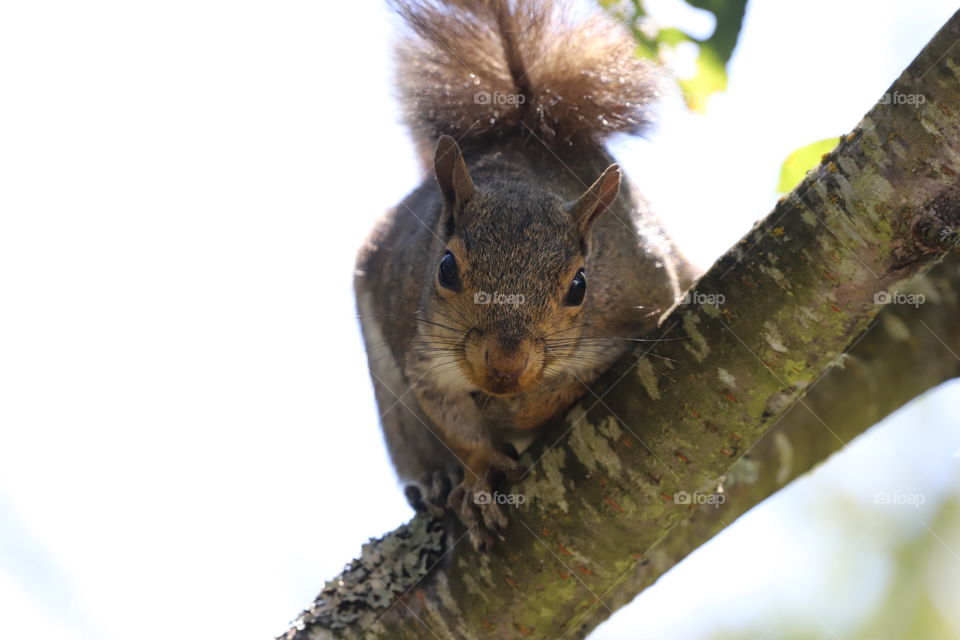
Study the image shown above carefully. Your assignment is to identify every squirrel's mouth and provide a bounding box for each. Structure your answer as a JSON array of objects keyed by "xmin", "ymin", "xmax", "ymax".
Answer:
[{"xmin": 480, "ymin": 378, "xmax": 524, "ymax": 396}]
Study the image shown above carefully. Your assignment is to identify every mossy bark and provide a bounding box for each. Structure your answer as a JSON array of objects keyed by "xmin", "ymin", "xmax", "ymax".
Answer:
[{"xmin": 280, "ymin": 10, "xmax": 960, "ymax": 640}]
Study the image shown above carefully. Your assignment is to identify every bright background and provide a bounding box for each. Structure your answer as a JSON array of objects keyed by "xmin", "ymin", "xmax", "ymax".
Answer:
[{"xmin": 1, "ymin": 1, "xmax": 958, "ymax": 638}]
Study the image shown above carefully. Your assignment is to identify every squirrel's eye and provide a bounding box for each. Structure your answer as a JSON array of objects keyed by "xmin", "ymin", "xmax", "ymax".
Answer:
[
  {"xmin": 565, "ymin": 269, "xmax": 586, "ymax": 306},
  {"xmin": 438, "ymin": 250, "xmax": 461, "ymax": 291}
]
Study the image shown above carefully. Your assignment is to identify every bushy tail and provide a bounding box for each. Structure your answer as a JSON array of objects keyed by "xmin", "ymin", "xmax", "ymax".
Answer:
[{"xmin": 392, "ymin": 0, "xmax": 659, "ymax": 155}]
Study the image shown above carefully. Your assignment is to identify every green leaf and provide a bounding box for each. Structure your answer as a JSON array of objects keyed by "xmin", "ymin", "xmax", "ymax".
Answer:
[
  {"xmin": 686, "ymin": 0, "xmax": 748, "ymax": 68},
  {"xmin": 654, "ymin": 27, "xmax": 690, "ymax": 47},
  {"xmin": 678, "ymin": 0, "xmax": 748, "ymax": 112},
  {"xmin": 678, "ymin": 44, "xmax": 727, "ymax": 111},
  {"xmin": 777, "ymin": 137, "xmax": 841, "ymax": 194},
  {"xmin": 605, "ymin": 0, "xmax": 749, "ymax": 113}
]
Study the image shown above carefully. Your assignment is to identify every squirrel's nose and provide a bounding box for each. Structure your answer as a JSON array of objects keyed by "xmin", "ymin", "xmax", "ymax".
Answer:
[{"xmin": 483, "ymin": 338, "xmax": 530, "ymax": 388}]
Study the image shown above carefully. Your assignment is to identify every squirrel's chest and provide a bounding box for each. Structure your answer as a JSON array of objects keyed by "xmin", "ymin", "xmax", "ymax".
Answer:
[{"xmin": 479, "ymin": 381, "xmax": 587, "ymax": 432}]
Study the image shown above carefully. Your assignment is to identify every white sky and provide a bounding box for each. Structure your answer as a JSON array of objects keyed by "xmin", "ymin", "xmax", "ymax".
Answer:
[{"xmin": 1, "ymin": 1, "xmax": 958, "ymax": 639}]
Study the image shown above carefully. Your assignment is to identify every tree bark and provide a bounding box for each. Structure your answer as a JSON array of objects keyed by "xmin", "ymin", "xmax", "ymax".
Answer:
[{"xmin": 280, "ymin": 10, "xmax": 960, "ymax": 640}]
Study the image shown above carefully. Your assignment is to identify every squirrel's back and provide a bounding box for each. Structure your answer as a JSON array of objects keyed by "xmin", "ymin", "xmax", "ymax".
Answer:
[{"xmin": 392, "ymin": 0, "xmax": 660, "ymax": 161}]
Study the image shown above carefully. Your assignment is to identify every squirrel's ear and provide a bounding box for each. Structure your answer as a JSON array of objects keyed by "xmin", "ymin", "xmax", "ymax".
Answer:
[
  {"xmin": 569, "ymin": 164, "xmax": 621, "ymax": 235},
  {"xmin": 434, "ymin": 135, "xmax": 475, "ymax": 216}
]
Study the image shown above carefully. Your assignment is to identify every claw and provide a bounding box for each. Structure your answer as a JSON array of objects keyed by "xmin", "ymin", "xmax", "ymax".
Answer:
[{"xmin": 448, "ymin": 468, "xmax": 511, "ymax": 551}]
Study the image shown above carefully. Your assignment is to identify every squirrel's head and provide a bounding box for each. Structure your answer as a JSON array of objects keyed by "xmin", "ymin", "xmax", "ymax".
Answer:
[{"xmin": 420, "ymin": 136, "xmax": 620, "ymax": 397}]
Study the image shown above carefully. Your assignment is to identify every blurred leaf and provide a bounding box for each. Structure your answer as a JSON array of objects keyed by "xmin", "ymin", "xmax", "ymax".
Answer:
[
  {"xmin": 687, "ymin": 0, "xmax": 747, "ymax": 69},
  {"xmin": 777, "ymin": 137, "xmax": 841, "ymax": 194},
  {"xmin": 679, "ymin": 0, "xmax": 747, "ymax": 111},
  {"xmin": 678, "ymin": 44, "xmax": 727, "ymax": 111},
  {"xmin": 655, "ymin": 26, "xmax": 690, "ymax": 47},
  {"xmin": 605, "ymin": 0, "xmax": 748, "ymax": 112}
]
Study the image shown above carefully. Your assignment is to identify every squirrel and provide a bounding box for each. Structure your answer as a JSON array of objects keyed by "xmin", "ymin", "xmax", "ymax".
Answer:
[{"xmin": 354, "ymin": 0, "xmax": 697, "ymax": 550}]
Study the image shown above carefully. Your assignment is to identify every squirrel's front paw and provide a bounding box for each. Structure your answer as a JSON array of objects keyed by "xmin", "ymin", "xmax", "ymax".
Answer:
[
  {"xmin": 444, "ymin": 448, "xmax": 528, "ymax": 550},
  {"xmin": 448, "ymin": 465, "xmax": 517, "ymax": 551},
  {"xmin": 489, "ymin": 449, "xmax": 527, "ymax": 482}
]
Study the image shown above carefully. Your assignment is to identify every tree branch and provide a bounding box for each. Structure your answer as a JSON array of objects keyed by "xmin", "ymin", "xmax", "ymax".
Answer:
[{"xmin": 281, "ymin": 10, "xmax": 960, "ymax": 639}]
